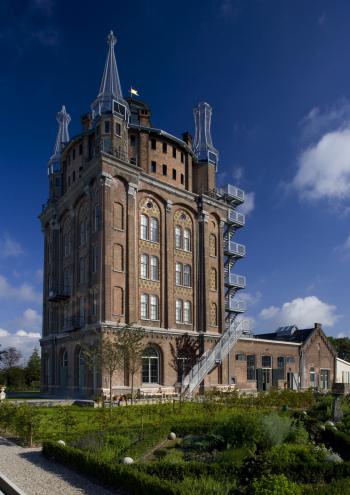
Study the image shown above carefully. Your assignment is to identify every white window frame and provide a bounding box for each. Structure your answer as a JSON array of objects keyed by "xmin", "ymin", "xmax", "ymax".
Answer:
[
  {"xmin": 150, "ymin": 295, "xmax": 159, "ymax": 320},
  {"xmin": 183, "ymin": 300, "xmax": 191, "ymax": 323},
  {"xmin": 176, "ymin": 299, "xmax": 183, "ymax": 323},
  {"xmin": 183, "ymin": 228, "xmax": 191, "ymax": 251},
  {"xmin": 175, "ymin": 226, "xmax": 182, "ymax": 249},
  {"xmin": 150, "ymin": 217, "xmax": 159, "ymax": 243},
  {"xmin": 140, "ymin": 254, "xmax": 149, "ymax": 279},
  {"xmin": 140, "ymin": 294, "xmax": 148, "ymax": 319},
  {"xmin": 140, "ymin": 214, "xmax": 148, "ymax": 240},
  {"xmin": 150, "ymin": 256, "xmax": 159, "ymax": 281},
  {"xmin": 175, "ymin": 262, "xmax": 182, "ymax": 286},
  {"xmin": 183, "ymin": 264, "xmax": 191, "ymax": 287}
]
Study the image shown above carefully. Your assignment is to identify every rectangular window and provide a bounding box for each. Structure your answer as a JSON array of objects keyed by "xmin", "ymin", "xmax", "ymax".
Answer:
[
  {"xmin": 150, "ymin": 295, "xmax": 159, "ymax": 320},
  {"xmin": 92, "ymin": 245, "xmax": 98, "ymax": 273},
  {"xmin": 175, "ymin": 262, "xmax": 182, "ymax": 286},
  {"xmin": 92, "ymin": 291, "xmax": 98, "ymax": 316},
  {"xmin": 183, "ymin": 264, "xmax": 191, "ymax": 287},
  {"xmin": 183, "ymin": 229, "xmax": 191, "ymax": 251},
  {"xmin": 175, "ymin": 226, "xmax": 182, "ymax": 249},
  {"xmin": 79, "ymin": 144, "xmax": 83, "ymax": 155},
  {"xmin": 72, "ymin": 149, "xmax": 76, "ymax": 160},
  {"xmin": 140, "ymin": 254, "xmax": 148, "ymax": 279},
  {"xmin": 183, "ymin": 301, "xmax": 191, "ymax": 323},
  {"xmin": 235, "ymin": 353, "xmax": 246, "ymax": 361},
  {"xmin": 72, "ymin": 171, "xmax": 76, "ymax": 182},
  {"xmin": 104, "ymin": 121, "xmax": 110, "ymax": 133},
  {"xmin": 150, "ymin": 217, "xmax": 159, "ymax": 242},
  {"xmin": 115, "ymin": 122, "xmax": 121, "ymax": 136},
  {"xmin": 130, "ymin": 134, "xmax": 136, "ymax": 145},
  {"xmin": 141, "ymin": 294, "xmax": 148, "ymax": 319},
  {"xmin": 162, "ymin": 164, "xmax": 167, "ymax": 176},
  {"xmin": 320, "ymin": 369, "xmax": 330, "ymax": 389},
  {"xmin": 151, "ymin": 161, "xmax": 157, "ymax": 173},
  {"xmin": 172, "ymin": 147, "xmax": 176, "ymax": 158},
  {"xmin": 162, "ymin": 142, "xmax": 167, "ymax": 153},
  {"xmin": 247, "ymin": 355, "xmax": 256, "ymax": 380},
  {"xmin": 140, "ymin": 214, "xmax": 148, "ymax": 240},
  {"xmin": 94, "ymin": 204, "xmax": 101, "ymax": 232},
  {"xmin": 172, "ymin": 169, "xmax": 177, "ymax": 180},
  {"xmin": 262, "ymin": 355, "xmax": 272, "ymax": 368},
  {"xmin": 181, "ymin": 173, "xmax": 184, "ymax": 185},
  {"xmin": 79, "ymin": 257, "xmax": 85, "ymax": 284},
  {"xmin": 181, "ymin": 152, "xmax": 184, "ymax": 163},
  {"xmin": 176, "ymin": 299, "xmax": 183, "ymax": 323},
  {"xmin": 150, "ymin": 256, "xmax": 159, "ymax": 281},
  {"xmin": 151, "ymin": 139, "xmax": 156, "ymax": 150},
  {"xmin": 286, "ymin": 356, "xmax": 295, "ymax": 364}
]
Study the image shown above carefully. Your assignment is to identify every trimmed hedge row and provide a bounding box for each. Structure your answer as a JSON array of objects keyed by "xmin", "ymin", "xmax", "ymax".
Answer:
[{"xmin": 43, "ymin": 441, "xmax": 178, "ymax": 495}]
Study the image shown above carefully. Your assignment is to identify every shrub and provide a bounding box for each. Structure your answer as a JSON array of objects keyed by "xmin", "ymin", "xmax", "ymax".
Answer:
[
  {"xmin": 251, "ymin": 474, "xmax": 301, "ymax": 495},
  {"xmin": 215, "ymin": 413, "xmax": 263, "ymax": 449},
  {"xmin": 260, "ymin": 413, "xmax": 292, "ymax": 448},
  {"xmin": 181, "ymin": 434, "xmax": 225, "ymax": 452},
  {"xmin": 177, "ymin": 476, "xmax": 235, "ymax": 495},
  {"xmin": 322, "ymin": 427, "xmax": 350, "ymax": 461}
]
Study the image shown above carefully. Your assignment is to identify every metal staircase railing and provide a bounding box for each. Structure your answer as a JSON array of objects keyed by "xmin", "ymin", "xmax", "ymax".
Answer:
[{"xmin": 182, "ymin": 319, "xmax": 249, "ymax": 396}]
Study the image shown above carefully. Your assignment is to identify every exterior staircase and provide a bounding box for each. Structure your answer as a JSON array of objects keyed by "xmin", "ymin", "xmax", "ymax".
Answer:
[{"xmin": 182, "ymin": 318, "xmax": 249, "ymax": 396}]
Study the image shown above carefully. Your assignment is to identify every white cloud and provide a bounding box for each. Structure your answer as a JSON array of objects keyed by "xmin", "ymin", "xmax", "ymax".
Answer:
[
  {"xmin": 239, "ymin": 291, "xmax": 262, "ymax": 308},
  {"xmin": 0, "ymin": 275, "xmax": 41, "ymax": 304},
  {"xmin": 0, "ymin": 328, "xmax": 40, "ymax": 361},
  {"xmin": 0, "ymin": 234, "xmax": 23, "ymax": 258},
  {"xmin": 16, "ymin": 330, "xmax": 41, "ymax": 338},
  {"xmin": 293, "ymin": 128, "xmax": 350, "ymax": 201},
  {"xmin": 300, "ymin": 99, "xmax": 350, "ymax": 142},
  {"xmin": 259, "ymin": 296, "xmax": 340, "ymax": 328},
  {"xmin": 335, "ymin": 234, "xmax": 350, "ymax": 256},
  {"xmin": 238, "ymin": 191, "xmax": 255, "ymax": 216},
  {"xmin": 16, "ymin": 308, "xmax": 42, "ymax": 331},
  {"xmin": 0, "ymin": 328, "xmax": 9, "ymax": 337}
]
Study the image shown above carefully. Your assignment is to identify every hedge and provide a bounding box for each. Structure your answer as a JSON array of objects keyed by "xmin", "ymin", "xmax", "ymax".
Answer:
[
  {"xmin": 43, "ymin": 441, "xmax": 179, "ymax": 495},
  {"xmin": 321, "ymin": 428, "xmax": 350, "ymax": 461}
]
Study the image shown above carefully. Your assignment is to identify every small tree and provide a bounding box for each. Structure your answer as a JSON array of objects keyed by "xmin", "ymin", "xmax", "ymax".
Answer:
[
  {"xmin": 118, "ymin": 325, "xmax": 145, "ymax": 404},
  {"xmin": 25, "ymin": 348, "xmax": 41, "ymax": 387},
  {"xmin": 14, "ymin": 403, "xmax": 40, "ymax": 447},
  {"xmin": 56, "ymin": 406, "xmax": 77, "ymax": 442},
  {"xmin": 170, "ymin": 333, "xmax": 200, "ymax": 384},
  {"xmin": 100, "ymin": 330, "xmax": 123, "ymax": 414}
]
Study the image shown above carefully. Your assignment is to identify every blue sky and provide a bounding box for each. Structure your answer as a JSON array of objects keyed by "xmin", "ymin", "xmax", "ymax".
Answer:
[{"xmin": 1, "ymin": 0, "xmax": 350, "ymax": 360}]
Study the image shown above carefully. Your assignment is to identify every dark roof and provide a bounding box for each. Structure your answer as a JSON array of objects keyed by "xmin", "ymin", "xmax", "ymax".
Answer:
[{"xmin": 254, "ymin": 328, "xmax": 315, "ymax": 344}]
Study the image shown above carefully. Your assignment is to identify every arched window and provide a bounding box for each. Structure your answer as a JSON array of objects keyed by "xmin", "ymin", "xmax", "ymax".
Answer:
[
  {"xmin": 142, "ymin": 346, "xmax": 160, "ymax": 384},
  {"xmin": 210, "ymin": 268, "xmax": 217, "ymax": 291},
  {"xmin": 183, "ymin": 301, "xmax": 192, "ymax": 323},
  {"xmin": 150, "ymin": 217, "xmax": 159, "ymax": 242},
  {"xmin": 150, "ymin": 256, "xmax": 159, "ymax": 281},
  {"xmin": 209, "ymin": 234, "xmax": 217, "ymax": 257},
  {"xmin": 183, "ymin": 264, "xmax": 191, "ymax": 287},
  {"xmin": 140, "ymin": 214, "xmax": 148, "ymax": 240},
  {"xmin": 183, "ymin": 229, "xmax": 191, "ymax": 251},
  {"xmin": 140, "ymin": 254, "xmax": 149, "ymax": 279},
  {"xmin": 175, "ymin": 226, "xmax": 182, "ymax": 249},
  {"xmin": 150, "ymin": 295, "xmax": 159, "ymax": 320},
  {"xmin": 210, "ymin": 303, "xmax": 218, "ymax": 326}
]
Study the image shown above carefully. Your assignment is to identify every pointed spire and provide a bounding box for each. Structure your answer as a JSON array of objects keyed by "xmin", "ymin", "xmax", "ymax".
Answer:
[
  {"xmin": 193, "ymin": 102, "xmax": 219, "ymax": 168},
  {"xmin": 91, "ymin": 31, "xmax": 129, "ymax": 119},
  {"xmin": 49, "ymin": 105, "xmax": 71, "ymax": 172}
]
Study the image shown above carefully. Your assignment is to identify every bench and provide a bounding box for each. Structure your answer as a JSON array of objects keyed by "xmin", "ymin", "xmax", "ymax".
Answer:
[{"xmin": 139, "ymin": 386, "xmax": 177, "ymax": 398}]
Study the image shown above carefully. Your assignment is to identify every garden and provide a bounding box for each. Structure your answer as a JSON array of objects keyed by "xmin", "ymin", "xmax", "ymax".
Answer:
[{"xmin": 2, "ymin": 390, "xmax": 350, "ymax": 494}]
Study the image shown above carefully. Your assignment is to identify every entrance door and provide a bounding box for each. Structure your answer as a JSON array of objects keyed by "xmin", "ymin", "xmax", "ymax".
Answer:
[{"xmin": 262, "ymin": 369, "xmax": 271, "ymax": 391}]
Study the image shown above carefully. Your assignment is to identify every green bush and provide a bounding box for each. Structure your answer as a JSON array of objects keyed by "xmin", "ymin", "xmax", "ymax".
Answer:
[
  {"xmin": 322, "ymin": 427, "xmax": 350, "ymax": 461},
  {"xmin": 260, "ymin": 413, "xmax": 292, "ymax": 448},
  {"xmin": 251, "ymin": 474, "xmax": 301, "ymax": 495},
  {"xmin": 177, "ymin": 476, "xmax": 235, "ymax": 495},
  {"xmin": 214, "ymin": 413, "xmax": 263, "ymax": 449},
  {"xmin": 181, "ymin": 434, "xmax": 225, "ymax": 452}
]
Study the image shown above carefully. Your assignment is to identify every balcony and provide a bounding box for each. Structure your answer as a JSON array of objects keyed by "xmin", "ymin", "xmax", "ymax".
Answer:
[
  {"xmin": 218, "ymin": 184, "xmax": 245, "ymax": 205},
  {"xmin": 48, "ymin": 285, "xmax": 71, "ymax": 302},
  {"xmin": 224, "ymin": 240, "xmax": 246, "ymax": 258},
  {"xmin": 227, "ymin": 209, "xmax": 245, "ymax": 227},
  {"xmin": 225, "ymin": 298, "xmax": 246, "ymax": 313},
  {"xmin": 225, "ymin": 273, "xmax": 246, "ymax": 289},
  {"xmin": 64, "ymin": 317, "xmax": 86, "ymax": 331}
]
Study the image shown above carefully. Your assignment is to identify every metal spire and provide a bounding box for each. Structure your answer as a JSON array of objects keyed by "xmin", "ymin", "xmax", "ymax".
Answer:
[
  {"xmin": 48, "ymin": 105, "xmax": 71, "ymax": 173},
  {"xmin": 193, "ymin": 102, "xmax": 219, "ymax": 168},
  {"xmin": 91, "ymin": 31, "xmax": 129, "ymax": 119}
]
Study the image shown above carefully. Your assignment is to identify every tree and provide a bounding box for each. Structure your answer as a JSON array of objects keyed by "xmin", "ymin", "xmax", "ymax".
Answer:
[
  {"xmin": 99, "ymin": 330, "xmax": 123, "ymax": 414},
  {"xmin": 170, "ymin": 333, "xmax": 200, "ymax": 384},
  {"xmin": 118, "ymin": 325, "xmax": 145, "ymax": 403},
  {"xmin": 328, "ymin": 337, "xmax": 350, "ymax": 361},
  {"xmin": 25, "ymin": 348, "xmax": 41, "ymax": 386},
  {"xmin": 1, "ymin": 347, "xmax": 22, "ymax": 370}
]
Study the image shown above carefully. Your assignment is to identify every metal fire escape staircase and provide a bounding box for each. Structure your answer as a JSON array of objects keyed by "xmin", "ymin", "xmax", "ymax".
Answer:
[{"xmin": 182, "ymin": 184, "xmax": 249, "ymax": 396}]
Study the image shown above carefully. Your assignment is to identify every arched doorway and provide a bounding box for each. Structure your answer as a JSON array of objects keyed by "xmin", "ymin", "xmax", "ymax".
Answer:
[{"xmin": 142, "ymin": 346, "xmax": 161, "ymax": 385}]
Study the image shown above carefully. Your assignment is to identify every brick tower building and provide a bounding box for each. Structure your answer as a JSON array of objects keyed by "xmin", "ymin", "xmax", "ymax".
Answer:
[{"xmin": 40, "ymin": 32, "xmax": 247, "ymax": 397}]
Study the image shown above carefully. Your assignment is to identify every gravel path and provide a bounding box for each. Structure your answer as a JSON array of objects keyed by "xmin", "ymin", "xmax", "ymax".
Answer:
[{"xmin": 0, "ymin": 437, "xmax": 122, "ymax": 495}]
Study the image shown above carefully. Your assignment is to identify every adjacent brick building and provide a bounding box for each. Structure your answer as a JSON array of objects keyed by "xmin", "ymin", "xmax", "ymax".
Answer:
[{"xmin": 39, "ymin": 32, "xmax": 336, "ymax": 397}]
